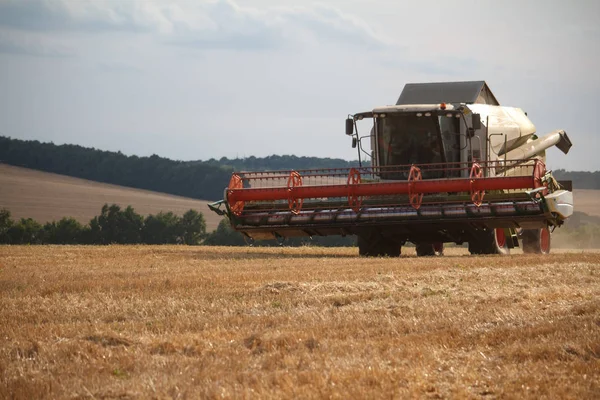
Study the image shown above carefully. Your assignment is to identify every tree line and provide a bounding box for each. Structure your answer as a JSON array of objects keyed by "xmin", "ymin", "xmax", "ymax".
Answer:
[
  {"xmin": 0, "ymin": 205, "xmax": 355, "ymax": 247},
  {"xmin": 0, "ymin": 136, "xmax": 359, "ymax": 201},
  {"xmin": 0, "ymin": 136, "xmax": 233, "ymax": 201},
  {"xmin": 203, "ymin": 155, "xmax": 359, "ymax": 171},
  {"xmin": 0, "ymin": 205, "xmax": 206, "ymax": 245}
]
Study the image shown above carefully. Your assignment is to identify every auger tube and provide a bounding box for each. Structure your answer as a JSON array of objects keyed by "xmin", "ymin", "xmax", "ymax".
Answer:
[{"xmin": 502, "ymin": 130, "xmax": 572, "ymax": 160}]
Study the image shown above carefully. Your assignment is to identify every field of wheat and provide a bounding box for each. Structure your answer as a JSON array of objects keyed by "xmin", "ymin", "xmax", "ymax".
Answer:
[{"xmin": 1, "ymin": 245, "xmax": 599, "ymax": 399}]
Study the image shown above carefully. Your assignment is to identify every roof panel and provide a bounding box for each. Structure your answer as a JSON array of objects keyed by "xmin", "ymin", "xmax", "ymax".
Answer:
[{"xmin": 396, "ymin": 81, "xmax": 499, "ymax": 105}]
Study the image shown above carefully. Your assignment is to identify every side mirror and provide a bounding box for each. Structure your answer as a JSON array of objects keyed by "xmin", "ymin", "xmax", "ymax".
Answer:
[
  {"xmin": 345, "ymin": 118, "xmax": 354, "ymax": 136},
  {"xmin": 352, "ymin": 137, "xmax": 357, "ymax": 148},
  {"xmin": 471, "ymin": 113, "xmax": 481, "ymax": 130}
]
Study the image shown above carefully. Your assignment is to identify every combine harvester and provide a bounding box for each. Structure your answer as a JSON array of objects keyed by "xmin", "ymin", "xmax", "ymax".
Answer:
[{"xmin": 209, "ymin": 81, "xmax": 573, "ymax": 256}]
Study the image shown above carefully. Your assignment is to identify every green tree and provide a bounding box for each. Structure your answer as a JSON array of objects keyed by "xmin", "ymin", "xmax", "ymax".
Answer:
[
  {"xmin": 119, "ymin": 206, "xmax": 143, "ymax": 244},
  {"xmin": 43, "ymin": 217, "xmax": 86, "ymax": 244},
  {"xmin": 7, "ymin": 218, "xmax": 43, "ymax": 244},
  {"xmin": 178, "ymin": 209, "xmax": 207, "ymax": 245},
  {"xmin": 96, "ymin": 204, "xmax": 143, "ymax": 244},
  {"xmin": 97, "ymin": 204, "xmax": 119, "ymax": 244},
  {"xmin": 142, "ymin": 212, "xmax": 181, "ymax": 244},
  {"xmin": 87, "ymin": 216, "xmax": 102, "ymax": 244},
  {"xmin": 0, "ymin": 209, "xmax": 13, "ymax": 244}
]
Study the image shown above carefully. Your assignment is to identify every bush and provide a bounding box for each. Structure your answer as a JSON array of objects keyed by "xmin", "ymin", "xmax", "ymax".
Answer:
[
  {"xmin": 43, "ymin": 217, "xmax": 87, "ymax": 244},
  {"xmin": 7, "ymin": 218, "xmax": 44, "ymax": 244}
]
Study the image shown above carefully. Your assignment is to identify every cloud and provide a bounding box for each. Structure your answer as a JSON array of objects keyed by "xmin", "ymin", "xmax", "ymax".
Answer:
[
  {"xmin": 0, "ymin": 31, "xmax": 73, "ymax": 57},
  {"xmin": 278, "ymin": 4, "xmax": 391, "ymax": 48},
  {"xmin": 97, "ymin": 61, "xmax": 142, "ymax": 74},
  {"xmin": 165, "ymin": 1, "xmax": 285, "ymax": 50},
  {"xmin": 0, "ymin": 0, "xmax": 71, "ymax": 31},
  {"xmin": 170, "ymin": 1, "xmax": 392, "ymax": 50},
  {"xmin": 0, "ymin": 0, "xmax": 391, "ymax": 50},
  {"xmin": 0, "ymin": 0, "xmax": 169, "ymax": 32}
]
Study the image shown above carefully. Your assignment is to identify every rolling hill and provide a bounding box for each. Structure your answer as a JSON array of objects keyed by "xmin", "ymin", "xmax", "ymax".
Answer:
[{"xmin": 0, "ymin": 164, "xmax": 223, "ymax": 232}]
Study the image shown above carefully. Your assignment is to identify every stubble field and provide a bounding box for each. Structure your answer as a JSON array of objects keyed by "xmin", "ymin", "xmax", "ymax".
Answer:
[
  {"xmin": 0, "ymin": 164, "xmax": 222, "ymax": 231},
  {"xmin": 1, "ymin": 246, "xmax": 599, "ymax": 399}
]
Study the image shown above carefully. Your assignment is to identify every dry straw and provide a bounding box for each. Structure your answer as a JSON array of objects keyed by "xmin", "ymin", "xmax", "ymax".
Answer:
[{"xmin": 1, "ymin": 245, "xmax": 598, "ymax": 399}]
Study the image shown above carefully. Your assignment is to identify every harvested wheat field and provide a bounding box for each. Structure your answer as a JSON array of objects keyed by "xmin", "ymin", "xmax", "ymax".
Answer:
[
  {"xmin": 0, "ymin": 164, "xmax": 222, "ymax": 231},
  {"xmin": 1, "ymin": 246, "xmax": 599, "ymax": 399}
]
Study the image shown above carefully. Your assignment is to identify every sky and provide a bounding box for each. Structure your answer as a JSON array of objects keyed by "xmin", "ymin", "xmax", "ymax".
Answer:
[{"xmin": 0, "ymin": 0, "xmax": 599, "ymax": 171}]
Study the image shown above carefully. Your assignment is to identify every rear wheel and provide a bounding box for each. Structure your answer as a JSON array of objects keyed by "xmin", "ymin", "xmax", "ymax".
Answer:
[
  {"xmin": 415, "ymin": 242, "xmax": 444, "ymax": 257},
  {"xmin": 358, "ymin": 233, "xmax": 401, "ymax": 257},
  {"xmin": 522, "ymin": 227, "xmax": 551, "ymax": 254},
  {"xmin": 468, "ymin": 228, "xmax": 510, "ymax": 255}
]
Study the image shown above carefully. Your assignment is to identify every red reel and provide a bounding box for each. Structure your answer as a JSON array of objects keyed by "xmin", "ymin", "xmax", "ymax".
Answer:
[
  {"xmin": 227, "ymin": 173, "xmax": 244, "ymax": 216},
  {"xmin": 470, "ymin": 163, "xmax": 485, "ymax": 207},
  {"xmin": 347, "ymin": 168, "xmax": 362, "ymax": 212},
  {"xmin": 287, "ymin": 171, "xmax": 303, "ymax": 214},
  {"xmin": 408, "ymin": 165, "xmax": 423, "ymax": 210}
]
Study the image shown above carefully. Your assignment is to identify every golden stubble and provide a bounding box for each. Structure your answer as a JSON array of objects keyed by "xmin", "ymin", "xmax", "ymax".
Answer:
[{"xmin": 0, "ymin": 246, "xmax": 599, "ymax": 399}]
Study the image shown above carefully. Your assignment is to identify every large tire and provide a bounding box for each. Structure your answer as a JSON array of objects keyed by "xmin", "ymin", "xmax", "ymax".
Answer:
[
  {"xmin": 522, "ymin": 227, "xmax": 551, "ymax": 254},
  {"xmin": 415, "ymin": 242, "xmax": 444, "ymax": 257},
  {"xmin": 358, "ymin": 233, "xmax": 401, "ymax": 257},
  {"xmin": 468, "ymin": 228, "xmax": 510, "ymax": 255}
]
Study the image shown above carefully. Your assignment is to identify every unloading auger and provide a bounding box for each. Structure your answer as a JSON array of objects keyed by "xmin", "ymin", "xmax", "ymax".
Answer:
[{"xmin": 209, "ymin": 81, "xmax": 573, "ymax": 256}]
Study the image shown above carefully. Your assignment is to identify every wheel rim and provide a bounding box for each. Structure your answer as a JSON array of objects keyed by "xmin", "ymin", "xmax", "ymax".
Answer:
[
  {"xmin": 495, "ymin": 228, "xmax": 506, "ymax": 248},
  {"xmin": 540, "ymin": 227, "xmax": 550, "ymax": 253}
]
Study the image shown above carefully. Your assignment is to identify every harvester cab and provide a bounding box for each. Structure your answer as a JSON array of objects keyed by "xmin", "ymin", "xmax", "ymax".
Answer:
[
  {"xmin": 347, "ymin": 103, "xmax": 478, "ymax": 178},
  {"xmin": 209, "ymin": 81, "xmax": 573, "ymax": 256}
]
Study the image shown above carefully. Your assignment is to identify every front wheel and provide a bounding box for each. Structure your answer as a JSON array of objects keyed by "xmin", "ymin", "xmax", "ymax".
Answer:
[
  {"xmin": 521, "ymin": 227, "xmax": 551, "ymax": 254},
  {"xmin": 358, "ymin": 233, "xmax": 401, "ymax": 257},
  {"xmin": 469, "ymin": 228, "xmax": 510, "ymax": 255},
  {"xmin": 415, "ymin": 242, "xmax": 444, "ymax": 257}
]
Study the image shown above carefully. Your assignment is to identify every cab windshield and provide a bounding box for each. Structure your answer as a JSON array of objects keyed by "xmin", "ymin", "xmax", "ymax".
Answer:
[
  {"xmin": 376, "ymin": 113, "xmax": 461, "ymax": 178},
  {"xmin": 377, "ymin": 115, "xmax": 442, "ymax": 166}
]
